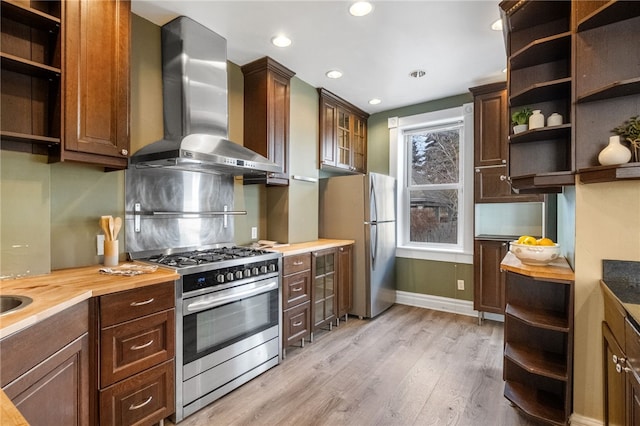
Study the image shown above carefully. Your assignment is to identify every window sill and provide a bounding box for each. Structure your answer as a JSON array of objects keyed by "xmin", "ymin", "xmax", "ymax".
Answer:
[{"xmin": 396, "ymin": 246, "xmax": 473, "ymax": 264}]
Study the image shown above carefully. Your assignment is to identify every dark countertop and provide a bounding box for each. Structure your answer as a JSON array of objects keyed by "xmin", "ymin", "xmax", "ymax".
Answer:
[{"xmin": 602, "ymin": 259, "xmax": 640, "ymax": 325}]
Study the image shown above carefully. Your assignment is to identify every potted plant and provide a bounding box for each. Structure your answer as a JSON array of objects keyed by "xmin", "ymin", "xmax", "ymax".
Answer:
[
  {"xmin": 613, "ymin": 115, "xmax": 640, "ymax": 163},
  {"xmin": 511, "ymin": 107, "xmax": 532, "ymax": 134}
]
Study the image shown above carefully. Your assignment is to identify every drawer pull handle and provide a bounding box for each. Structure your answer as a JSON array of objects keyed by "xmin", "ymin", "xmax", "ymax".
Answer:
[
  {"xmin": 131, "ymin": 340, "xmax": 154, "ymax": 350},
  {"xmin": 293, "ymin": 261, "xmax": 304, "ymax": 266},
  {"xmin": 130, "ymin": 298, "xmax": 155, "ymax": 307},
  {"xmin": 129, "ymin": 396, "xmax": 153, "ymax": 411},
  {"xmin": 293, "ymin": 321, "xmax": 303, "ymax": 327},
  {"xmin": 292, "ymin": 286, "xmax": 303, "ymax": 292}
]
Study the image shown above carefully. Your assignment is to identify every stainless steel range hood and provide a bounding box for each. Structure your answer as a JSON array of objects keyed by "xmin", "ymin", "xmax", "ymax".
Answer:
[{"xmin": 129, "ymin": 16, "xmax": 281, "ymax": 176}]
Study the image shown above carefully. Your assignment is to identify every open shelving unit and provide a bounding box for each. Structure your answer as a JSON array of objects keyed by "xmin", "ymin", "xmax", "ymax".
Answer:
[
  {"xmin": 500, "ymin": 0, "xmax": 574, "ymax": 194},
  {"xmin": 574, "ymin": 1, "xmax": 640, "ymax": 184},
  {"xmin": 500, "ymin": 252, "xmax": 575, "ymax": 425}
]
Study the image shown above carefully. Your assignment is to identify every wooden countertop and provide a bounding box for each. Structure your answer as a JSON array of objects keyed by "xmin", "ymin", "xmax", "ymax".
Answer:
[
  {"xmin": 500, "ymin": 251, "xmax": 575, "ymax": 283},
  {"xmin": 0, "ymin": 263, "xmax": 179, "ymax": 339},
  {"xmin": 267, "ymin": 239, "xmax": 355, "ymax": 256}
]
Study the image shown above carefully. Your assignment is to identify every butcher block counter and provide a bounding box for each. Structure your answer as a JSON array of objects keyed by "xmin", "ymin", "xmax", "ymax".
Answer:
[
  {"xmin": 0, "ymin": 264, "xmax": 179, "ymax": 339},
  {"xmin": 268, "ymin": 238, "xmax": 355, "ymax": 256}
]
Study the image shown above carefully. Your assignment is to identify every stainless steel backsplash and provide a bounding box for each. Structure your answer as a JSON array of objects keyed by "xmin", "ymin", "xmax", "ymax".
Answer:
[{"xmin": 125, "ymin": 168, "xmax": 235, "ymax": 257}]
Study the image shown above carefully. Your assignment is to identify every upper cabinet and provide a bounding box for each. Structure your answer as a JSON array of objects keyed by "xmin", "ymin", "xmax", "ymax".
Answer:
[
  {"xmin": 470, "ymin": 82, "xmax": 542, "ymax": 202},
  {"xmin": 500, "ymin": 0, "xmax": 575, "ymax": 193},
  {"xmin": 0, "ymin": 0, "xmax": 131, "ymax": 170},
  {"xmin": 573, "ymin": 1, "xmax": 640, "ymax": 183},
  {"xmin": 242, "ymin": 57, "xmax": 296, "ymax": 186},
  {"xmin": 318, "ymin": 88, "xmax": 369, "ymax": 174}
]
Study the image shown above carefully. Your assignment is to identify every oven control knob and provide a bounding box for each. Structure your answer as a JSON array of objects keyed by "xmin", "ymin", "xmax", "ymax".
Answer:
[
  {"xmin": 216, "ymin": 273, "xmax": 225, "ymax": 283},
  {"xmin": 235, "ymin": 270, "xmax": 244, "ymax": 280},
  {"xmin": 226, "ymin": 272, "xmax": 235, "ymax": 281},
  {"xmin": 244, "ymin": 269, "xmax": 251, "ymax": 278},
  {"xmin": 252, "ymin": 267, "xmax": 260, "ymax": 276},
  {"xmin": 260, "ymin": 265, "xmax": 268, "ymax": 274},
  {"xmin": 268, "ymin": 263, "xmax": 277, "ymax": 272}
]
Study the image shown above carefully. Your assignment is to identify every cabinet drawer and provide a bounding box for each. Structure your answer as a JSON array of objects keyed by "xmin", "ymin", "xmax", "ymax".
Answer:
[
  {"xmin": 100, "ymin": 309, "xmax": 175, "ymax": 387},
  {"xmin": 100, "ymin": 281, "xmax": 175, "ymax": 327},
  {"xmin": 283, "ymin": 270, "xmax": 311, "ymax": 309},
  {"xmin": 283, "ymin": 302, "xmax": 311, "ymax": 345},
  {"xmin": 99, "ymin": 359, "xmax": 174, "ymax": 426},
  {"xmin": 601, "ymin": 281, "xmax": 627, "ymax": 350},
  {"xmin": 283, "ymin": 253, "xmax": 311, "ymax": 275}
]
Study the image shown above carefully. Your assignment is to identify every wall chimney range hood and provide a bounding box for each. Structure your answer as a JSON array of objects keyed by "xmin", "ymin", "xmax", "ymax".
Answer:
[{"xmin": 129, "ymin": 16, "xmax": 281, "ymax": 177}]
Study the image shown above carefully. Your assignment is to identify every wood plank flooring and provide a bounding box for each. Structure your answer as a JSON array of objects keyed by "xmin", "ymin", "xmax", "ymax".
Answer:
[{"xmin": 169, "ymin": 305, "xmax": 544, "ymax": 426}]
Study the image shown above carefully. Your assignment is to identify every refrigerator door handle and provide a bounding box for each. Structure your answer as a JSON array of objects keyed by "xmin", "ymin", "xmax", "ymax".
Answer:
[
  {"xmin": 370, "ymin": 175, "xmax": 378, "ymax": 223},
  {"xmin": 370, "ymin": 222, "xmax": 377, "ymax": 271}
]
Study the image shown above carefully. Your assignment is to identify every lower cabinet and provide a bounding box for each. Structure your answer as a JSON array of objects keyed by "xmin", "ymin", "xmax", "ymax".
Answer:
[
  {"xmin": 96, "ymin": 281, "xmax": 176, "ymax": 426},
  {"xmin": 312, "ymin": 248, "xmax": 337, "ymax": 331},
  {"xmin": 0, "ymin": 301, "xmax": 90, "ymax": 426},
  {"xmin": 473, "ymin": 239, "xmax": 507, "ymax": 321},
  {"xmin": 281, "ymin": 253, "xmax": 312, "ymax": 354},
  {"xmin": 336, "ymin": 244, "xmax": 353, "ymax": 323}
]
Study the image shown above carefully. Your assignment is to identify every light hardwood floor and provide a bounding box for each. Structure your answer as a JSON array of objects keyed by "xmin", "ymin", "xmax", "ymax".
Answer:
[{"xmin": 169, "ymin": 305, "xmax": 544, "ymax": 426}]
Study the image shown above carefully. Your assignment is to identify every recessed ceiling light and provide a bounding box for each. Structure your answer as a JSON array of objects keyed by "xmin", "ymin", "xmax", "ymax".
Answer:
[
  {"xmin": 271, "ymin": 35, "xmax": 292, "ymax": 48},
  {"xmin": 409, "ymin": 70, "xmax": 426, "ymax": 78},
  {"xmin": 491, "ymin": 19, "xmax": 503, "ymax": 31},
  {"xmin": 369, "ymin": 98, "xmax": 381, "ymax": 105},
  {"xmin": 349, "ymin": 1, "xmax": 373, "ymax": 17},
  {"xmin": 326, "ymin": 70, "xmax": 343, "ymax": 79}
]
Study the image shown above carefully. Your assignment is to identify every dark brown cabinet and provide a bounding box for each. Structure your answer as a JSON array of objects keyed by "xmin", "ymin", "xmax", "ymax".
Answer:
[
  {"xmin": 603, "ymin": 323, "xmax": 626, "ymax": 426},
  {"xmin": 574, "ymin": 2, "xmax": 640, "ymax": 183},
  {"xmin": 0, "ymin": 301, "xmax": 89, "ymax": 426},
  {"xmin": 500, "ymin": 0, "xmax": 575, "ymax": 193},
  {"xmin": 318, "ymin": 88, "xmax": 369, "ymax": 174},
  {"xmin": 242, "ymin": 56, "xmax": 295, "ymax": 185},
  {"xmin": 502, "ymin": 254, "xmax": 574, "ymax": 425},
  {"xmin": 0, "ymin": 0, "xmax": 131, "ymax": 170},
  {"xmin": 281, "ymin": 252, "xmax": 312, "ymax": 355},
  {"xmin": 336, "ymin": 244, "xmax": 353, "ymax": 323},
  {"xmin": 473, "ymin": 239, "xmax": 507, "ymax": 320},
  {"xmin": 96, "ymin": 281, "xmax": 175, "ymax": 426}
]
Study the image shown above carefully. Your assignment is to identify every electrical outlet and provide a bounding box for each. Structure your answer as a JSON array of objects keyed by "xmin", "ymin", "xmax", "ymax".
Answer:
[
  {"xmin": 97, "ymin": 234, "xmax": 105, "ymax": 255},
  {"xmin": 251, "ymin": 227, "xmax": 258, "ymax": 240},
  {"xmin": 457, "ymin": 279, "xmax": 465, "ymax": 291}
]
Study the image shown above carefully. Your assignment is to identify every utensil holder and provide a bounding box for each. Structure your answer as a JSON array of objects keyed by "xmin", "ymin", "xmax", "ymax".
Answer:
[{"xmin": 104, "ymin": 240, "xmax": 119, "ymax": 267}]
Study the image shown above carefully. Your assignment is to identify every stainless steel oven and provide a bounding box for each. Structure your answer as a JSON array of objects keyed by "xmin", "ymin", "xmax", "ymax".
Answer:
[{"xmin": 139, "ymin": 247, "xmax": 282, "ymax": 423}]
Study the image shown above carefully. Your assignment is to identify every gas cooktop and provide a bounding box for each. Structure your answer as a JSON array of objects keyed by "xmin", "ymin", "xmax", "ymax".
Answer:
[{"xmin": 147, "ymin": 246, "xmax": 273, "ymax": 268}]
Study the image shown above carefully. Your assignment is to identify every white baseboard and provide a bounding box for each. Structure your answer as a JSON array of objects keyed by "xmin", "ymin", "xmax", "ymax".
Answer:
[
  {"xmin": 395, "ymin": 290, "xmax": 503, "ymax": 322},
  {"xmin": 570, "ymin": 413, "xmax": 603, "ymax": 426}
]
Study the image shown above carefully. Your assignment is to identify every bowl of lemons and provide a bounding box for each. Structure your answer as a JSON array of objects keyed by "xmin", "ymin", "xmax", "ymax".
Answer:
[{"xmin": 510, "ymin": 235, "xmax": 560, "ymax": 265}]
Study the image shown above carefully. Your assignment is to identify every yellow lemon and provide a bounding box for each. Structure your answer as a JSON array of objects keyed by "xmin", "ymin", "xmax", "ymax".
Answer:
[
  {"xmin": 537, "ymin": 237, "xmax": 555, "ymax": 246},
  {"xmin": 517, "ymin": 235, "xmax": 537, "ymax": 245}
]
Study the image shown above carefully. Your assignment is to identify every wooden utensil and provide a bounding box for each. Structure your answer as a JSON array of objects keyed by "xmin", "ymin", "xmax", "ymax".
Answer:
[
  {"xmin": 108, "ymin": 216, "xmax": 114, "ymax": 241},
  {"xmin": 100, "ymin": 216, "xmax": 111, "ymax": 240},
  {"xmin": 113, "ymin": 217, "xmax": 122, "ymax": 241}
]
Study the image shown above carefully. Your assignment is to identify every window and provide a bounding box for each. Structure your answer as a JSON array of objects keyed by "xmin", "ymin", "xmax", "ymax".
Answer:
[{"xmin": 389, "ymin": 104, "xmax": 474, "ymax": 263}]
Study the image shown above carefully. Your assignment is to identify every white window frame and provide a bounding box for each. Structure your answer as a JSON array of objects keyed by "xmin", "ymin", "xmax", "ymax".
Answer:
[{"xmin": 389, "ymin": 103, "xmax": 474, "ymax": 264}]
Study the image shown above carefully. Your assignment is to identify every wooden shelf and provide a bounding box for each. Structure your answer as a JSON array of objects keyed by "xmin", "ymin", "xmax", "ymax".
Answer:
[
  {"xmin": 510, "ymin": 32, "xmax": 571, "ymax": 71},
  {"xmin": 510, "ymin": 171, "xmax": 575, "ymax": 192},
  {"xmin": 501, "ymin": 1, "xmax": 570, "ymax": 32},
  {"xmin": 510, "ymin": 78, "xmax": 572, "ymax": 108},
  {"xmin": 576, "ymin": 77, "xmax": 640, "ymax": 103},
  {"xmin": 501, "ymin": 252, "xmax": 575, "ymax": 283},
  {"xmin": 505, "ymin": 342, "xmax": 568, "ymax": 381},
  {"xmin": 1, "ymin": 52, "xmax": 61, "ymax": 78},
  {"xmin": 1, "ymin": 0, "xmax": 60, "ymax": 29},
  {"xmin": 577, "ymin": 0, "xmax": 640, "ymax": 32},
  {"xmin": 0, "ymin": 131, "xmax": 60, "ymax": 145},
  {"xmin": 506, "ymin": 303, "xmax": 569, "ymax": 332},
  {"xmin": 509, "ymin": 123, "xmax": 571, "ymax": 144},
  {"xmin": 504, "ymin": 381, "xmax": 566, "ymax": 426},
  {"xmin": 578, "ymin": 162, "xmax": 640, "ymax": 183}
]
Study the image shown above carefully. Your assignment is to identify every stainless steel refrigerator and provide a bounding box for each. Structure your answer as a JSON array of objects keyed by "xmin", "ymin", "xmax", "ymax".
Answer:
[{"xmin": 319, "ymin": 172, "xmax": 396, "ymax": 318}]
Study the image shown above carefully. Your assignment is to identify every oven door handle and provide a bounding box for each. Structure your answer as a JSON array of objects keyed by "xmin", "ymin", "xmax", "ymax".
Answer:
[{"xmin": 185, "ymin": 280, "xmax": 278, "ymax": 313}]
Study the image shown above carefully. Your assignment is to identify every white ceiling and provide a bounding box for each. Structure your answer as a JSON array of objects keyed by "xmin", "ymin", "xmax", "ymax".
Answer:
[{"xmin": 131, "ymin": 0, "xmax": 507, "ymax": 115}]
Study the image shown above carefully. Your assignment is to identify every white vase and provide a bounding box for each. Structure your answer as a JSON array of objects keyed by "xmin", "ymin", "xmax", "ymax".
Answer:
[
  {"xmin": 598, "ymin": 135, "xmax": 632, "ymax": 166},
  {"xmin": 547, "ymin": 113, "xmax": 563, "ymax": 126},
  {"xmin": 513, "ymin": 124, "xmax": 528, "ymax": 134},
  {"xmin": 529, "ymin": 110, "xmax": 544, "ymax": 129}
]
